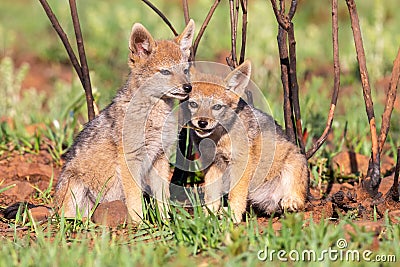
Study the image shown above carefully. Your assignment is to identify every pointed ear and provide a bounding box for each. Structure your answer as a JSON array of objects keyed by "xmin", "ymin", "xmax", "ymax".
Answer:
[
  {"xmin": 174, "ymin": 19, "xmax": 195, "ymax": 58},
  {"xmin": 224, "ymin": 60, "xmax": 252, "ymax": 95},
  {"xmin": 128, "ymin": 23, "xmax": 156, "ymax": 62}
]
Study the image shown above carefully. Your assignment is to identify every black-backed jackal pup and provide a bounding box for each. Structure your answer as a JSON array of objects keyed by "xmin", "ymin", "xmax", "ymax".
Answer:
[
  {"xmin": 54, "ymin": 20, "xmax": 196, "ymax": 222},
  {"xmin": 186, "ymin": 60, "xmax": 309, "ymax": 222}
]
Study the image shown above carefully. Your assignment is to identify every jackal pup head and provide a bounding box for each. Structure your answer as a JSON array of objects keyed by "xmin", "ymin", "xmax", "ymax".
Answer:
[
  {"xmin": 187, "ymin": 60, "xmax": 251, "ymax": 138},
  {"xmin": 128, "ymin": 20, "xmax": 195, "ymax": 99}
]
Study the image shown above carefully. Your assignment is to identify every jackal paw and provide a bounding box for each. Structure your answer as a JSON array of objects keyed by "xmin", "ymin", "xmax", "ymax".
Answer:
[{"xmin": 280, "ymin": 196, "xmax": 304, "ymax": 212}]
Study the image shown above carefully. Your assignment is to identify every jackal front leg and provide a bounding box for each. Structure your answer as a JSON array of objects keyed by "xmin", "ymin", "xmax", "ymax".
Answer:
[
  {"xmin": 54, "ymin": 176, "xmax": 93, "ymax": 218},
  {"xmin": 228, "ymin": 161, "xmax": 253, "ymax": 223},
  {"xmin": 148, "ymin": 155, "xmax": 171, "ymax": 218},
  {"xmin": 203, "ymin": 164, "xmax": 224, "ymax": 214},
  {"xmin": 120, "ymin": 155, "xmax": 143, "ymax": 223}
]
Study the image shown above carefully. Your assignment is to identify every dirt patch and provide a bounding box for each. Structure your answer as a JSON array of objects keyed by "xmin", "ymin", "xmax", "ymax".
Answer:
[
  {"xmin": 0, "ymin": 150, "xmax": 60, "ymax": 207},
  {"xmin": 332, "ymin": 151, "xmax": 394, "ymax": 177}
]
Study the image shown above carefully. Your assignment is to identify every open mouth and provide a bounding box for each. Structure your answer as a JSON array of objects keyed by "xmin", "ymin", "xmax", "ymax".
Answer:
[
  {"xmin": 169, "ymin": 92, "xmax": 188, "ymax": 100},
  {"xmin": 194, "ymin": 127, "xmax": 214, "ymax": 138}
]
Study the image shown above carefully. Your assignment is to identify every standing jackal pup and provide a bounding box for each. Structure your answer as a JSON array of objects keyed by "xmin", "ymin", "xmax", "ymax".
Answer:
[
  {"xmin": 186, "ymin": 60, "xmax": 309, "ymax": 222},
  {"xmin": 54, "ymin": 20, "xmax": 195, "ymax": 222}
]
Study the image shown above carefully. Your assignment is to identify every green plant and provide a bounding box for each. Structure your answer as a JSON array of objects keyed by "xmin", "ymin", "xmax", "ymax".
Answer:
[{"xmin": 32, "ymin": 174, "xmax": 55, "ymax": 205}]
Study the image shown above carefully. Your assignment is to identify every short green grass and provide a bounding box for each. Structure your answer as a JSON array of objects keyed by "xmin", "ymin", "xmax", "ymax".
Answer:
[
  {"xmin": 1, "ymin": 198, "xmax": 399, "ymax": 267},
  {"xmin": 1, "ymin": 0, "xmax": 400, "ymax": 266}
]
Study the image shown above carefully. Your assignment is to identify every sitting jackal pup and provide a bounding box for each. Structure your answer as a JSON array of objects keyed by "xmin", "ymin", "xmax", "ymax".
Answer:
[
  {"xmin": 186, "ymin": 60, "xmax": 309, "ymax": 222},
  {"xmin": 54, "ymin": 20, "xmax": 195, "ymax": 222}
]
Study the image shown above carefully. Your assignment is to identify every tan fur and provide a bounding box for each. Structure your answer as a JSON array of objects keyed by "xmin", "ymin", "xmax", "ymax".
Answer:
[
  {"xmin": 186, "ymin": 61, "xmax": 309, "ymax": 222},
  {"xmin": 54, "ymin": 20, "xmax": 196, "ymax": 222}
]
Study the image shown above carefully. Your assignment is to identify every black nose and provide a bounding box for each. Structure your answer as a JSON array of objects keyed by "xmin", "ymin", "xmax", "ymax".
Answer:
[
  {"xmin": 183, "ymin": 83, "xmax": 192, "ymax": 93},
  {"xmin": 198, "ymin": 120, "xmax": 208, "ymax": 128}
]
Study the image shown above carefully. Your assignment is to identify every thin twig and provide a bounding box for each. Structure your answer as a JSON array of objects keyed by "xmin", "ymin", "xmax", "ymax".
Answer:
[
  {"xmin": 391, "ymin": 147, "xmax": 400, "ymax": 201},
  {"xmin": 141, "ymin": 0, "xmax": 178, "ymax": 36},
  {"xmin": 69, "ymin": 0, "xmax": 95, "ymax": 121},
  {"xmin": 378, "ymin": 48, "xmax": 400, "ymax": 153},
  {"xmin": 278, "ymin": 27, "xmax": 295, "ymax": 143},
  {"xmin": 39, "ymin": 0, "xmax": 95, "ymax": 121},
  {"xmin": 270, "ymin": 0, "xmax": 303, "ymax": 149},
  {"xmin": 235, "ymin": 0, "xmax": 240, "ymax": 28},
  {"xmin": 270, "ymin": 0, "xmax": 289, "ymax": 30},
  {"xmin": 182, "ymin": 0, "xmax": 190, "ymax": 25},
  {"xmin": 227, "ymin": 0, "xmax": 238, "ymax": 68},
  {"xmin": 278, "ymin": 0, "xmax": 296, "ymax": 142},
  {"xmin": 239, "ymin": 0, "xmax": 248, "ymax": 64},
  {"xmin": 306, "ymin": 0, "xmax": 340, "ymax": 159},
  {"xmin": 192, "ymin": 0, "xmax": 221, "ymax": 60},
  {"xmin": 288, "ymin": 0, "xmax": 297, "ymax": 20},
  {"xmin": 38, "ymin": 0, "xmax": 83, "ymax": 83},
  {"xmin": 279, "ymin": 0, "xmax": 285, "ymax": 14},
  {"xmin": 272, "ymin": 0, "xmax": 296, "ymax": 143},
  {"xmin": 287, "ymin": 21, "xmax": 305, "ymax": 152},
  {"xmin": 234, "ymin": 0, "xmax": 240, "ymax": 55},
  {"xmin": 286, "ymin": 0, "xmax": 304, "ymax": 151},
  {"xmin": 346, "ymin": 0, "xmax": 380, "ymax": 196},
  {"xmin": 181, "ymin": 0, "xmax": 194, "ymax": 61}
]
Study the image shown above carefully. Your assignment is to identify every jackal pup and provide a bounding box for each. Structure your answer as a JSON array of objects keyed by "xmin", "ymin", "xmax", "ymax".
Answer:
[
  {"xmin": 54, "ymin": 20, "xmax": 195, "ymax": 222},
  {"xmin": 186, "ymin": 61, "xmax": 308, "ymax": 222}
]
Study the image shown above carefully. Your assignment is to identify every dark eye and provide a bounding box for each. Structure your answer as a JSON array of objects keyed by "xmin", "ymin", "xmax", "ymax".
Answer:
[
  {"xmin": 212, "ymin": 104, "xmax": 222, "ymax": 110},
  {"xmin": 160, "ymin": 69, "xmax": 171, "ymax": 75},
  {"xmin": 184, "ymin": 68, "xmax": 189, "ymax": 75},
  {"xmin": 189, "ymin": 101, "xmax": 198, "ymax": 108}
]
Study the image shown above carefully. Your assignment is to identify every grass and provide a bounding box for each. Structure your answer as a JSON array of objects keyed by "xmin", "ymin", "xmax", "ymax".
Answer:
[
  {"xmin": 1, "ymin": 198, "xmax": 399, "ymax": 266},
  {"xmin": 1, "ymin": 0, "xmax": 400, "ymax": 266}
]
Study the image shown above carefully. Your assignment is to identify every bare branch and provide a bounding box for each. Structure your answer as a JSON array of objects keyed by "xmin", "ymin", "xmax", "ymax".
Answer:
[
  {"xmin": 39, "ymin": 0, "xmax": 95, "ymax": 121},
  {"xmin": 239, "ymin": 0, "xmax": 248, "ymax": 64},
  {"xmin": 227, "ymin": 0, "xmax": 238, "ymax": 68},
  {"xmin": 279, "ymin": 32, "xmax": 295, "ymax": 142},
  {"xmin": 141, "ymin": 0, "xmax": 178, "ymax": 36},
  {"xmin": 38, "ymin": 0, "xmax": 83, "ymax": 83},
  {"xmin": 390, "ymin": 147, "xmax": 400, "ymax": 201},
  {"xmin": 234, "ymin": 0, "xmax": 240, "ymax": 46},
  {"xmin": 279, "ymin": 0, "xmax": 285, "ymax": 11},
  {"xmin": 181, "ymin": 0, "xmax": 194, "ymax": 61},
  {"xmin": 182, "ymin": 0, "xmax": 190, "ymax": 25},
  {"xmin": 306, "ymin": 0, "xmax": 340, "ymax": 159},
  {"xmin": 278, "ymin": 0, "xmax": 297, "ymax": 142},
  {"xmin": 272, "ymin": 0, "xmax": 296, "ymax": 143},
  {"xmin": 69, "ymin": 0, "xmax": 95, "ymax": 121},
  {"xmin": 288, "ymin": 0, "xmax": 297, "ymax": 20},
  {"xmin": 270, "ymin": 0, "xmax": 290, "ymax": 30},
  {"xmin": 192, "ymin": 0, "xmax": 221, "ymax": 60},
  {"xmin": 378, "ymin": 48, "xmax": 400, "ymax": 153},
  {"xmin": 287, "ymin": 22, "xmax": 304, "ymax": 152},
  {"xmin": 346, "ymin": 0, "xmax": 380, "ymax": 196}
]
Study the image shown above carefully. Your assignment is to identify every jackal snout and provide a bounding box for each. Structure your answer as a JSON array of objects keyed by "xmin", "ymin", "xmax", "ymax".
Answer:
[
  {"xmin": 162, "ymin": 66, "xmax": 192, "ymax": 100},
  {"xmin": 183, "ymin": 83, "xmax": 192, "ymax": 93},
  {"xmin": 197, "ymin": 118, "xmax": 208, "ymax": 128},
  {"xmin": 189, "ymin": 116, "xmax": 218, "ymax": 138},
  {"xmin": 187, "ymin": 93, "xmax": 232, "ymax": 138},
  {"xmin": 166, "ymin": 84, "xmax": 191, "ymax": 100},
  {"xmin": 191, "ymin": 116, "xmax": 217, "ymax": 129}
]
